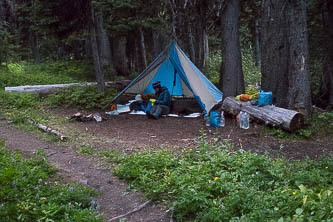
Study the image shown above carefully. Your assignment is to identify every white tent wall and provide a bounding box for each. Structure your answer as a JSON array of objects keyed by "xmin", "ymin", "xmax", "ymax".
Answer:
[
  {"xmin": 180, "ymin": 78, "xmax": 193, "ymax": 97},
  {"xmin": 175, "ymin": 45, "xmax": 218, "ymax": 113},
  {"xmin": 125, "ymin": 63, "xmax": 162, "ymax": 94}
]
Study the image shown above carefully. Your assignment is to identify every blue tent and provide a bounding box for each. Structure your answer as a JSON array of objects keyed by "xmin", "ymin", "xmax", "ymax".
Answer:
[{"xmin": 112, "ymin": 41, "xmax": 223, "ymax": 115}]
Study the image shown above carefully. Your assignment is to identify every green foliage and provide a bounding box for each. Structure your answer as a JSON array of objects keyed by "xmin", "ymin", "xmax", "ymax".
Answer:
[
  {"xmin": 267, "ymin": 111, "xmax": 333, "ymax": 140},
  {"xmin": 115, "ymin": 139, "xmax": 333, "ymax": 221},
  {"xmin": 0, "ymin": 21, "xmax": 16, "ymax": 64},
  {"xmin": 311, "ymin": 111, "xmax": 333, "ymax": 136},
  {"xmin": 204, "ymin": 50, "xmax": 261, "ymax": 86},
  {"xmin": 0, "ymin": 61, "xmax": 93, "ymax": 89},
  {"xmin": 242, "ymin": 48, "xmax": 261, "ymax": 86},
  {"xmin": 204, "ymin": 52, "xmax": 221, "ymax": 85},
  {"xmin": 78, "ymin": 146, "xmax": 94, "ymax": 155},
  {"xmin": 0, "ymin": 141, "xmax": 102, "ymax": 222},
  {"xmin": 0, "ymin": 90, "xmax": 41, "ymax": 109},
  {"xmin": 98, "ymin": 150, "xmax": 124, "ymax": 163},
  {"xmin": 45, "ymin": 86, "xmax": 118, "ymax": 110}
]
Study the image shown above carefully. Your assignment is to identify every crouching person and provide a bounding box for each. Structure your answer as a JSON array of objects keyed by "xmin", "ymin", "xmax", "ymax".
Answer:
[{"xmin": 147, "ymin": 81, "xmax": 171, "ymax": 119}]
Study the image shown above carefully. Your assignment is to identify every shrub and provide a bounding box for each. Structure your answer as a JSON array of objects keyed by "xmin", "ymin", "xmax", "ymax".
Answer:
[
  {"xmin": 45, "ymin": 85, "xmax": 118, "ymax": 110},
  {"xmin": 0, "ymin": 90, "xmax": 41, "ymax": 109},
  {"xmin": 0, "ymin": 60, "xmax": 93, "ymax": 89},
  {"xmin": 115, "ymin": 139, "xmax": 333, "ymax": 221},
  {"xmin": 266, "ymin": 111, "xmax": 333, "ymax": 140},
  {"xmin": 0, "ymin": 141, "xmax": 102, "ymax": 222}
]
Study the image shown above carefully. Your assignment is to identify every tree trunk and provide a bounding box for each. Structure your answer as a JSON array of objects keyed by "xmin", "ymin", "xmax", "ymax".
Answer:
[
  {"xmin": 185, "ymin": 15, "xmax": 196, "ymax": 62},
  {"xmin": 203, "ymin": 29, "xmax": 209, "ymax": 67},
  {"xmin": 254, "ymin": 19, "xmax": 260, "ymax": 66},
  {"xmin": 112, "ymin": 36, "xmax": 129, "ymax": 76},
  {"xmin": 0, "ymin": 0, "xmax": 4, "ymax": 65},
  {"xmin": 219, "ymin": 0, "xmax": 245, "ymax": 98},
  {"xmin": 196, "ymin": 22, "xmax": 204, "ymax": 69},
  {"xmin": 286, "ymin": 0, "xmax": 312, "ymax": 118},
  {"xmin": 260, "ymin": 0, "xmax": 312, "ymax": 119},
  {"xmin": 89, "ymin": 2, "xmax": 105, "ymax": 93},
  {"xmin": 319, "ymin": 0, "xmax": 333, "ymax": 109},
  {"xmin": 0, "ymin": 0, "xmax": 3, "ymax": 19},
  {"xmin": 167, "ymin": 0, "xmax": 176, "ymax": 37},
  {"xmin": 139, "ymin": 28, "xmax": 147, "ymax": 68},
  {"xmin": 260, "ymin": 0, "xmax": 289, "ymax": 107},
  {"xmin": 95, "ymin": 14, "xmax": 112, "ymax": 68},
  {"xmin": 30, "ymin": 32, "xmax": 40, "ymax": 64},
  {"xmin": 152, "ymin": 30, "xmax": 163, "ymax": 57}
]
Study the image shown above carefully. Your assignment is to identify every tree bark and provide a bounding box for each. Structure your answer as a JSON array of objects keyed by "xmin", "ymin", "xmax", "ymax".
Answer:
[
  {"xmin": 30, "ymin": 31, "xmax": 40, "ymax": 64},
  {"xmin": 203, "ymin": 29, "xmax": 209, "ymax": 67},
  {"xmin": 253, "ymin": 19, "xmax": 260, "ymax": 66},
  {"xmin": 95, "ymin": 14, "xmax": 112, "ymax": 68},
  {"xmin": 319, "ymin": 0, "xmax": 333, "ymax": 109},
  {"xmin": 0, "ymin": 0, "xmax": 3, "ymax": 19},
  {"xmin": 89, "ymin": 2, "xmax": 105, "ymax": 93},
  {"xmin": 286, "ymin": 0, "xmax": 312, "ymax": 118},
  {"xmin": 260, "ymin": 0, "xmax": 289, "ymax": 107},
  {"xmin": 139, "ymin": 28, "xmax": 147, "ymax": 68},
  {"xmin": 112, "ymin": 36, "xmax": 129, "ymax": 76},
  {"xmin": 185, "ymin": 15, "xmax": 196, "ymax": 62},
  {"xmin": 152, "ymin": 30, "xmax": 163, "ymax": 57},
  {"xmin": 219, "ymin": 0, "xmax": 245, "ymax": 99},
  {"xmin": 260, "ymin": 0, "xmax": 312, "ymax": 119},
  {"xmin": 167, "ymin": 0, "xmax": 176, "ymax": 37}
]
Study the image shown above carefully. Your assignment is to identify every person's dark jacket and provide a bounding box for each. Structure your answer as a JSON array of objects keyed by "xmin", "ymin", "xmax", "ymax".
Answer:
[{"xmin": 155, "ymin": 87, "xmax": 171, "ymax": 107}]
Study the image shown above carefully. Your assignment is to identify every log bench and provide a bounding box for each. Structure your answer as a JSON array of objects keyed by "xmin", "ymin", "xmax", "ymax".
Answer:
[{"xmin": 222, "ymin": 96, "xmax": 304, "ymax": 132}]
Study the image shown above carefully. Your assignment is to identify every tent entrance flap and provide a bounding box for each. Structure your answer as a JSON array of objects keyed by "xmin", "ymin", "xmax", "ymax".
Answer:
[{"xmin": 144, "ymin": 58, "xmax": 183, "ymax": 96}]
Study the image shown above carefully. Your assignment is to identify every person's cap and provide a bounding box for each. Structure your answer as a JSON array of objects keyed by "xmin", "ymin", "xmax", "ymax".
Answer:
[{"xmin": 152, "ymin": 81, "xmax": 161, "ymax": 88}]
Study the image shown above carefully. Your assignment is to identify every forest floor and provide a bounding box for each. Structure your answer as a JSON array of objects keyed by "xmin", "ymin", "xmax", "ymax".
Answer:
[{"xmin": 1, "ymin": 107, "xmax": 333, "ymax": 221}]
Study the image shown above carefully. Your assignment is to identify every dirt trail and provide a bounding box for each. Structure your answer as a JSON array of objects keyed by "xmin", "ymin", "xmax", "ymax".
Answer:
[{"xmin": 0, "ymin": 118, "xmax": 168, "ymax": 222}]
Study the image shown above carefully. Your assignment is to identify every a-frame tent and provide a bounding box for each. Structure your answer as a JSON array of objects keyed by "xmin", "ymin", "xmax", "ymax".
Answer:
[{"xmin": 112, "ymin": 41, "xmax": 223, "ymax": 115}]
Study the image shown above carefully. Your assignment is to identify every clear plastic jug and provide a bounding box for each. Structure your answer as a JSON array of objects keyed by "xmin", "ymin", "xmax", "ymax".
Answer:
[
  {"xmin": 239, "ymin": 111, "xmax": 249, "ymax": 129},
  {"xmin": 220, "ymin": 111, "xmax": 225, "ymax": 127}
]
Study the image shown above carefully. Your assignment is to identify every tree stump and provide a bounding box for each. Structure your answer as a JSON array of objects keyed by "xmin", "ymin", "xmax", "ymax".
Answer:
[{"xmin": 222, "ymin": 97, "xmax": 304, "ymax": 132}]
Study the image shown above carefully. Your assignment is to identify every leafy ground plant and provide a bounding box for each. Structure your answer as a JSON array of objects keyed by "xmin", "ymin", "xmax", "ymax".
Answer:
[
  {"xmin": 0, "ymin": 60, "xmax": 92, "ymax": 88},
  {"xmin": 45, "ymin": 85, "xmax": 118, "ymax": 110},
  {"xmin": 115, "ymin": 137, "xmax": 333, "ymax": 222},
  {"xmin": 0, "ymin": 139, "xmax": 102, "ymax": 222}
]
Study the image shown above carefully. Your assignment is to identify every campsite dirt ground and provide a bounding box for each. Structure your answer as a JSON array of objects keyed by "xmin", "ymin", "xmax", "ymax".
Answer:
[{"xmin": 1, "ymin": 107, "xmax": 333, "ymax": 221}]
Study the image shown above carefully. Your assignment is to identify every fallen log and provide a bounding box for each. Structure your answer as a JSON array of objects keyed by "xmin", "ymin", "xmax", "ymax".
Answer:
[
  {"xmin": 222, "ymin": 97, "xmax": 304, "ymax": 132},
  {"xmin": 5, "ymin": 80, "xmax": 130, "ymax": 94},
  {"xmin": 28, "ymin": 120, "xmax": 67, "ymax": 141}
]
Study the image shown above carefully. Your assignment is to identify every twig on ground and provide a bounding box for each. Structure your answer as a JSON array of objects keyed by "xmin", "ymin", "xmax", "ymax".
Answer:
[
  {"xmin": 28, "ymin": 120, "xmax": 67, "ymax": 141},
  {"xmin": 47, "ymin": 152, "xmax": 57, "ymax": 157},
  {"xmin": 109, "ymin": 200, "xmax": 152, "ymax": 221}
]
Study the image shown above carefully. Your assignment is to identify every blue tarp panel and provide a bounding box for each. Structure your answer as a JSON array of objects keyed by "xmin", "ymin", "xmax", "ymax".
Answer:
[{"xmin": 144, "ymin": 58, "xmax": 183, "ymax": 96}]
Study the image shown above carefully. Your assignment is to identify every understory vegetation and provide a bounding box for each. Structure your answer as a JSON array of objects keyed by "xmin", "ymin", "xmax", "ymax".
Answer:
[
  {"xmin": 0, "ymin": 60, "xmax": 333, "ymax": 221},
  {"xmin": 204, "ymin": 48, "xmax": 261, "ymax": 86},
  {"xmin": 0, "ymin": 139, "xmax": 102, "ymax": 222},
  {"xmin": 115, "ymin": 135, "xmax": 333, "ymax": 221}
]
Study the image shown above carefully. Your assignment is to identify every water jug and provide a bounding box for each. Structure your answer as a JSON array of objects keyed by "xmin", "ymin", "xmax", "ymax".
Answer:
[
  {"xmin": 239, "ymin": 111, "xmax": 249, "ymax": 129},
  {"xmin": 220, "ymin": 111, "xmax": 225, "ymax": 127},
  {"xmin": 204, "ymin": 114, "xmax": 210, "ymax": 127}
]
